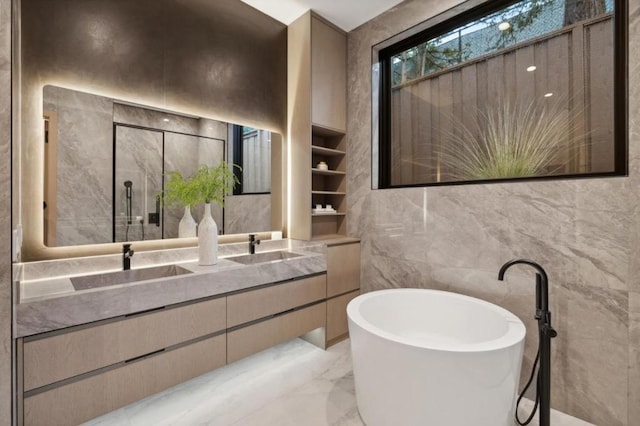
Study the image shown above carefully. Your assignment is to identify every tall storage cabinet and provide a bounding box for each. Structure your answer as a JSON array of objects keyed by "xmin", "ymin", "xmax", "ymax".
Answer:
[
  {"xmin": 288, "ymin": 12, "xmax": 348, "ymax": 240},
  {"xmin": 287, "ymin": 13, "xmax": 358, "ymax": 349}
]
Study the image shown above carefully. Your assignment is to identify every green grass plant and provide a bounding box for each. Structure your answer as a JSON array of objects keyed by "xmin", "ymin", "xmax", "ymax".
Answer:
[{"xmin": 439, "ymin": 99, "xmax": 582, "ymax": 180}]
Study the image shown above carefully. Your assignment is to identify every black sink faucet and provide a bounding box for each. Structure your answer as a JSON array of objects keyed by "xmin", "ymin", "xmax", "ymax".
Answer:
[
  {"xmin": 249, "ymin": 234, "xmax": 260, "ymax": 254},
  {"xmin": 123, "ymin": 244, "xmax": 134, "ymax": 270}
]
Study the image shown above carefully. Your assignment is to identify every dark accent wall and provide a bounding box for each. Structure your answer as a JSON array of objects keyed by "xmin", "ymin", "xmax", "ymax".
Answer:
[
  {"xmin": 19, "ymin": 0, "xmax": 287, "ymax": 259},
  {"xmin": 21, "ymin": 0, "xmax": 287, "ymax": 132}
]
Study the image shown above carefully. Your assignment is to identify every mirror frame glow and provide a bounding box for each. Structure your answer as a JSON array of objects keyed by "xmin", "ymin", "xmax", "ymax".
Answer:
[
  {"xmin": 17, "ymin": 83, "xmax": 283, "ymax": 261},
  {"xmin": 42, "ymin": 85, "xmax": 274, "ymax": 247}
]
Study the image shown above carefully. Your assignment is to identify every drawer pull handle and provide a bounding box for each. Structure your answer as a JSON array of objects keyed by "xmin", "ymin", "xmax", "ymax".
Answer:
[
  {"xmin": 125, "ymin": 306, "xmax": 166, "ymax": 318},
  {"xmin": 125, "ymin": 348, "xmax": 165, "ymax": 363}
]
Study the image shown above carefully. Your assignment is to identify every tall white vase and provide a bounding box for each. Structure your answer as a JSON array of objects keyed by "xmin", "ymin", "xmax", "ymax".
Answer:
[
  {"xmin": 198, "ymin": 203, "xmax": 218, "ymax": 265},
  {"xmin": 178, "ymin": 206, "xmax": 197, "ymax": 238}
]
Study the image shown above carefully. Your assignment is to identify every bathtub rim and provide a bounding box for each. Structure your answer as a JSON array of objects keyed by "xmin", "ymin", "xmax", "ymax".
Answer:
[{"xmin": 347, "ymin": 288, "xmax": 526, "ymax": 353}]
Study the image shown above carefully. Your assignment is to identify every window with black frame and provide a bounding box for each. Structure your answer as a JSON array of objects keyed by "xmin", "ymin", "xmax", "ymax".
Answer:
[
  {"xmin": 232, "ymin": 125, "xmax": 271, "ymax": 195},
  {"xmin": 377, "ymin": 0, "xmax": 626, "ymax": 188}
]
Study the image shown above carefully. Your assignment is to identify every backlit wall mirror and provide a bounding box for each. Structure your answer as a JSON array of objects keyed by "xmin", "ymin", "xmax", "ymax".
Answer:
[
  {"xmin": 43, "ymin": 85, "xmax": 273, "ymax": 247},
  {"xmin": 374, "ymin": 0, "xmax": 627, "ymax": 188}
]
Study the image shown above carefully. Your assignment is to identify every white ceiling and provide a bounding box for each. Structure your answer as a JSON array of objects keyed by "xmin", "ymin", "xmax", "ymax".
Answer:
[{"xmin": 239, "ymin": 0, "xmax": 406, "ymax": 32}]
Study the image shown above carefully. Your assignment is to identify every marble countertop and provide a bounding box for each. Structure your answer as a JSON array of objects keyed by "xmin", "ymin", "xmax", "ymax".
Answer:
[{"xmin": 16, "ymin": 239, "xmax": 329, "ymax": 338}]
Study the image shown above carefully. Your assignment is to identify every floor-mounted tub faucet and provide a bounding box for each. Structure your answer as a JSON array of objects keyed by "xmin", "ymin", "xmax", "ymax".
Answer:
[
  {"xmin": 123, "ymin": 244, "xmax": 134, "ymax": 270},
  {"xmin": 498, "ymin": 259, "xmax": 557, "ymax": 426},
  {"xmin": 249, "ymin": 234, "xmax": 260, "ymax": 254}
]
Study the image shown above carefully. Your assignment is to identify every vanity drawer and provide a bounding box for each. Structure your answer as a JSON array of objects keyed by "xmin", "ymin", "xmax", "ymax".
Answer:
[
  {"xmin": 24, "ymin": 334, "xmax": 226, "ymax": 426},
  {"xmin": 227, "ymin": 274, "xmax": 326, "ymax": 327},
  {"xmin": 227, "ymin": 302, "xmax": 326, "ymax": 363},
  {"xmin": 326, "ymin": 290, "xmax": 359, "ymax": 344},
  {"xmin": 327, "ymin": 243, "xmax": 360, "ymax": 297},
  {"xmin": 23, "ymin": 297, "xmax": 226, "ymax": 391}
]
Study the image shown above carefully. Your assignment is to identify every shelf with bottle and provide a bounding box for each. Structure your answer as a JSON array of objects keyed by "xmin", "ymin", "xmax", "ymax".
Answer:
[
  {"xmin": 311, "ymin": 190, "xmax": 346, "ymax": 196},
  {"xmin": 311, "ymin": 211, "xmax": 346, "ymax": 217},
  {"xmin": 311, "ymin": 168, "xmax": 345, "ymax": 176},
  {"xmin": 310, "ymin": 125, "xmax": 347, "ymax": 238}
]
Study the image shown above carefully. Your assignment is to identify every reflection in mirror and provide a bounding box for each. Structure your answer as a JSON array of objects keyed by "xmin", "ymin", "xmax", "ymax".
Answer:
[
  {"xmin": 113, "ymin": 124, "xmax": 225, "ymax": 243},
  {"xmin": 232, "ymin": 125, "xmax": 271, "ymax": 195},
  {"xmin": 375, "ymin": 0, "xmax": 625, "ymax": 187},
  {"xmin": 43, "ymin": 85, "xmax": 272, "ymax": 247}
]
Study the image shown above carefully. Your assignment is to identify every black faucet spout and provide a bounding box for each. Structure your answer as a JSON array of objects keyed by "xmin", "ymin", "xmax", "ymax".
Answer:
[
  {"xmin": 498, "ymin": 258, "xmax": 549, "ymax": 312},
  {"xmin": 248, "ymin": 234, "xmax": 260, "ymax": 254},
  {"xmin": 123, "ymin": 244, "xmax": 134, "ymax": 271}
]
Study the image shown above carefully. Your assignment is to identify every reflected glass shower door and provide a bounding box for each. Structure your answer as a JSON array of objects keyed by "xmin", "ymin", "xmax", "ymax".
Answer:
[{"xmin": 114, "ymin": 125, "xmax": 163, "ymax": 242}]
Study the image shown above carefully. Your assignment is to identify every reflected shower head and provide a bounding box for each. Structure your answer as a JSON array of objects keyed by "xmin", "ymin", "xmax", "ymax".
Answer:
[{"xmin": 124, "ymin": 180, "xmax": 133, "ymax": 188}]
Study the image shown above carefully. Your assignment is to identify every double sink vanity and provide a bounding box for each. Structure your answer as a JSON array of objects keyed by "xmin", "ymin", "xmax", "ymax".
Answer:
[{"xmin": 14, "ymin": 238, "xmax": 361, "ymax": 426}]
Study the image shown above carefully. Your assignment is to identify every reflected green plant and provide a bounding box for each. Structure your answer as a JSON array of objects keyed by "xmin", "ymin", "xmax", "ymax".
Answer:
[
  {"xmin": 162, "ymin": 171, "xmax": 200, "ymax": 208},
  {"xmin": 191, "ymin": 162, "xmax": 240, "ymax": 206},
  {"xmin": 162, "ymin": 162, "xmax": 240, "ymax": 208}
]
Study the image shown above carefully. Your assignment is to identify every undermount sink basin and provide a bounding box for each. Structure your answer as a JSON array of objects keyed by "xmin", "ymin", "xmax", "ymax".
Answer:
[
  {"xmin": 228, "ymin": 251, "xmax": 302, "ymax": 265},
  {"xmin": 71, "ymin": 265, "xmax": 192, "ymax": 291}
]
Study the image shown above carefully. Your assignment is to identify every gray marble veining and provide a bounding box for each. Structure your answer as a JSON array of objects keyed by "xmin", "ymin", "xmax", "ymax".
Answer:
[
  {"xmin": 44, "ymin": 86, "xmax": 114, "ymax": 246},
  {"xmin": 0, "ymin": 0, "xmax": 11, "ymax": 421},
  {"xmin": 44, "ymin": 86, "xmax": 233, "ymax": 246},
  {"xmin": 347, "ymin": 0, "xmax": 639, "ymax": 424},
  {"xmin": 114, "ymin": 126, "xmax": 163, "ymax": 242},
  {"xmin": 17, "ymin": 240, "xmax": 327, "ymax": 337},
  {"xmin": 629, "ymin": 292, "xmax": 640, "ymax": 422},
  {"xmin": 224, "ymin": 194, "xmax": 271, "ymax": 235}
]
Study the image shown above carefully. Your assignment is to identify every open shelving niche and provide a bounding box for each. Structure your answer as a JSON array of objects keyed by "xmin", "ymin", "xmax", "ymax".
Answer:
[{"xmin": 311, "ymin": 124, "xmax": 347, "ymax": 238}]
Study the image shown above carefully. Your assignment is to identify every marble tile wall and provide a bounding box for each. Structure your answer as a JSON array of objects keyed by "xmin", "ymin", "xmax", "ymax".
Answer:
[
  {"xmin": 346, "ymin": 0, "xmax": 639, "ymax": 424},
  {"xmin": 44, "ymin": 87, "xmax": 234, "ymax": 244},
  {"xmin": 0, "ymin": 0, "xmax": 10, "ymax": 421},
  {"xmin": 113, "ymin": 126, "xmax": 163, "ymax": 242},
  {"xmin": 630, "ymin": 292, "xmax": 640, "ymax": 421},
  {"xmin": 44, "ymin": 86, "xmax": 114, "ymax": 246},
  {"xmin": 224, "ymin": 194, "xmax": 272, "ymax": 235}
]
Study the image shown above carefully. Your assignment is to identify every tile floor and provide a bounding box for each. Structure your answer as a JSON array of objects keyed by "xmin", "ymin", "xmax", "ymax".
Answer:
[{"xmin": 86, "ymin": 338, "xmax": 593, "ymax": 426}]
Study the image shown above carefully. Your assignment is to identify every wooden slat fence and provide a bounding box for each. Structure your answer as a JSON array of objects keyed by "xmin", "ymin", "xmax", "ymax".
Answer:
[{"xmin": 390, "ymin": 15, "xmax": 614, "ymax": 185}]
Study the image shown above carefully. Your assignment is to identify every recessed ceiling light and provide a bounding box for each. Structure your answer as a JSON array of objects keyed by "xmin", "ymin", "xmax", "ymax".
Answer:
[
  {"xmin": 163, "ymin": 118, "xmax": 170, "ymax": 122},
  {"xmin": 544, "ymin": 93, "xmax": 553, "ymax": 98},
  {"xmin": 527, "ymin": 66, "xmax": 537, "ymax": 72},
  {"xmin": 498, "ymin": 22, "xmax": 511, "ymax": 31}
]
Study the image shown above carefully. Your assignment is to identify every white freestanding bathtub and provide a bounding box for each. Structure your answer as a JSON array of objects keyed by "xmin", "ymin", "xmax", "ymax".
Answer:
[{"xmin": 347, "ymin": 289, "xmax": 526, "ymax": 426}]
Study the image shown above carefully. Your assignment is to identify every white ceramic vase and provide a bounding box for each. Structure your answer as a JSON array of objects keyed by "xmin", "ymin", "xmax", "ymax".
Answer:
[
  {"xmin": 198, "ymin": 203, "xmax": 218, "ymax": 265},
  {"xmin": 178, "ymin": 206, "xmax": 197, "ymax": 238}
]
